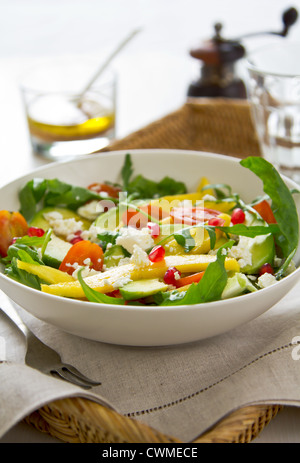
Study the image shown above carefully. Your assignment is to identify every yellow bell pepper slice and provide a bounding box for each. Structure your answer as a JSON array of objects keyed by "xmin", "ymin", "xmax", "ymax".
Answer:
[{"xmin": 197, "ymin": 177, "xmax": 214, "ymax": 196}]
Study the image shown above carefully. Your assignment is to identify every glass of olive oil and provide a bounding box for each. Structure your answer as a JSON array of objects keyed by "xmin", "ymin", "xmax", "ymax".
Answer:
[{"xmin": 21, "ymin": 57, "xmax": 116, "ymax": 160}]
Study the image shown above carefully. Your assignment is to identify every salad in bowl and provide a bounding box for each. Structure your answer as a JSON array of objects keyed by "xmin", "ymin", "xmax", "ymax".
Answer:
[{"xmin": 0, "ymin": 152, "xmax": 299, "ymax": 309}]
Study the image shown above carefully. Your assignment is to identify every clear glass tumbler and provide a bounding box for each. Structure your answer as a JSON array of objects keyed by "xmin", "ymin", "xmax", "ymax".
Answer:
[
  {"xmin": 21, "ymin": 57, "xmax": 116, "ymax": 160},
  {"xmin": 246, "ymin": 42, "xmax": 300, "ymax": 183}
]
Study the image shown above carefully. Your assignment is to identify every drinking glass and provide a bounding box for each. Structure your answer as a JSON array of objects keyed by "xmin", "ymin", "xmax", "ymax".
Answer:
[
  {"xmin": 21, "ymin": 57, "xmax": 116, "ymax": 160},
  {"xmin": 246, "ymin": 42, "xmax": 300, "ymax": 183}
]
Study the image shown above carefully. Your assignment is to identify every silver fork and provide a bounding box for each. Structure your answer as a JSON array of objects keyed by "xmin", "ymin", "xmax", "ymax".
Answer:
[{"xmin": 0, "ymin": 293, "xmax": 101, "ymax": 389}]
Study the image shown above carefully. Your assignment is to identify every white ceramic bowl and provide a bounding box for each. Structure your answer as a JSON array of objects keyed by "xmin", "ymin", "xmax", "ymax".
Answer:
[{"xmin": 1, "ymin": 149, "xmax": 300, "ymax": 346}]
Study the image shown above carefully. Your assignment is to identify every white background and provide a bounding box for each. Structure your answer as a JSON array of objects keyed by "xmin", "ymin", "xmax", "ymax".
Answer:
[{"xmin": 0, "ymin": 0, "xmax": 300, "ymax": 443}]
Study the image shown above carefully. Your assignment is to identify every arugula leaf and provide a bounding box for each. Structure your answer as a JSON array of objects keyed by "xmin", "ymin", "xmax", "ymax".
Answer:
[
  {"xmin": 217, "ymin": 223, "xmax": 280, "ymax": 238},
  {"xmin": 201, "ymin": 183, "xmax": 233, "ymax": 200},
  {"xmin": 120, "ymin": 154, "xmax": 187, "ymax": 198},
  {"xmin": 6, "ymin": 243, "xmax": 44, "ymax": 265},
  {"xmin": 173, "ymin": 229, "xmax": 196, "ymax": 253},
  {"xmin": 240, "ymin": 157, "xmax": 299, "ymax": 258},
  {"xmin": 158, "ymin": 246, "xmax": 229, "ymax": 306},
  {"xmin": 121, "ymin": 153, "xmax": 134, "ymax": 191},
  {"xmin": 4, "ymin": 257, "xmax": 41, "ymax": 290},
  {"xmin": 126, "ymin": 174, "xmax": 187, "ymax": 199},
  {"xmin": 77, "ymin": 268, "xmax": 126, "ymax": 305},
  {"xmin": 97, "ymin": 230, "xmax": 120, "ymax": 251},
  {"xmin": 18, "ymin": 178, "xmax": 102, "ymax": 221},
  {"xmin": 19, "ymin": 179, "xmax": 47, "ymax": 222}
]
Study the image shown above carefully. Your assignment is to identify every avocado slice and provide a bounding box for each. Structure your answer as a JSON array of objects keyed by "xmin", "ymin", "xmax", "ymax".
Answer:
[
  {"xmin": 30, "ymin": 206, "xmax": 91, "ymax": 231},
  {"xmin": 119, "ymin": 278, "xmax": 169, "ymax": 300},
  {"xmin": 221, "ymin": 273, "xmax": 257, "ymax": 300},
  {"xmin": 237, "ymin": 211, "xmax": 275, "ymax": 274},
  {"xmin": 94, "ymin": 206, "xmax": 120, "ymax": 231},
  {"xmin": 104, "ymin": 245, "xmax": 127, "ymax": 268},
  {"xmin": 43, "ymin": 235, "xmax": 72, "ymax": 269}
]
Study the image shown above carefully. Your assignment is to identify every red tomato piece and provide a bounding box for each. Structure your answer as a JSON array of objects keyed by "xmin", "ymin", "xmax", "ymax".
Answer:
[
  {"xmin": 0, "ymin": 210, "xmax": 28, "ymax": 257},
  {"xmin": 122, "ymin": 205, "xmax": 168, "ymax": 230},
  {"xmin": 87, "ymin": 182, "xmax": 121, "ymax": 199},
  {"xmin": 59, "ymin": 240, "xmax": 104, "ymax": 275},
  {"xmin": 170, "ymin": 207, "xmax": 221, "ymax": 226}
]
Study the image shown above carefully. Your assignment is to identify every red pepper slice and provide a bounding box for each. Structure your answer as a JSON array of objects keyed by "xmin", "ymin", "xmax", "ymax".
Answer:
[
  {"xmin": 175, "ymin": 271, "xmax": 205, "ymax": 288},
  {"xmin": 170, "ymin": 207, "xmax": 221, "ymax": 226},
  {"xmin": 252, "ymin": 200, "xmax": 277, "ymax": 224}
]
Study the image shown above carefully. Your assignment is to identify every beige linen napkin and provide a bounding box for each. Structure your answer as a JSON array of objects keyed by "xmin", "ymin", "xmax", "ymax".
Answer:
[{"xmin": 1, "ymin": 281, "xmax": 300, "ymax": 442}]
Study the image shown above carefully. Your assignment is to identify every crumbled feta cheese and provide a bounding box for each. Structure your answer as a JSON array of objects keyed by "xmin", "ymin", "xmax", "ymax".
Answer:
[
  {"xmin": 118, "ymin": 257, "xmax": 131, "ymax": 266},
  {"xmin": 116, "ymin": 227, "xmax": 154, "ymax": 254},
  {"xmin": 43, "ymin": 212, "xmax": 83, "ymax": 241},
  {"xmin": 77, "ymin": 200, "xmax": 104, "ymax": 221},
  {"xmin": 257, "ymin": 272, "xmax": 277, "ymax": 289},
  {"xmin": 130, "ymin": 244, "xmax": 149, "ymax": 268},
  {"xmin": 112, "ymin": 276, "xmax": 132, "ymax": 289},
  {"xmin": 227, "ymin": 236, "xmax": 253, "ymax": 269},
  {"xmin": 174, "ymin": 270, "xmax": 181, "ymax": 280},
  {"xmin": 69, "ymin": 263, "xmax": 99, "ymax": 279},
  {"xmin": 44, "ymin": 211, "xmax": 63, "ymax": 221},
  {"xmin": 81, "ymin": 225, "xmax": 105, "ymax": 243}
]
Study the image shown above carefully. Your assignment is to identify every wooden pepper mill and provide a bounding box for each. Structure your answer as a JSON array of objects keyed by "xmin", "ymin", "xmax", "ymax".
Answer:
[{"xmin": 187, "ymin": 7, "xmax": 299, "ymax": 99}]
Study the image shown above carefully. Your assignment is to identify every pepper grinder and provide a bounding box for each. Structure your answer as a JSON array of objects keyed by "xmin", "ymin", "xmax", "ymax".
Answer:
[{"xmin": 187, "ymin": 7, "xmax": 299, "ymax": 99}]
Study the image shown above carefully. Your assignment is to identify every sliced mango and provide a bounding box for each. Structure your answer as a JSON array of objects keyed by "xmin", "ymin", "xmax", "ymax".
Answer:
[
  {"xmin": 160, "ymin": 193, "xmax": 203, "ymax": 203},
  {"xmin": 197, "ymin": 177, "xmax": 214, "ymax": 196},
  {"xmin": 41, "ymin": 255, "xmax": 240, "ymax": 299},
  {"xmin": 163, "ymin": 227, "xmax": 211, "ymax": 256},
  {"xmin": 155, "ymin": 213, "xmax": 232, "ymax": 255},
  {"xmin": 203, "ymin": 200, "xmax": 237, "ymax": 213},
  {"xmin": 17, "ymin": 260, "xmax": 74, "ymax": 284}
]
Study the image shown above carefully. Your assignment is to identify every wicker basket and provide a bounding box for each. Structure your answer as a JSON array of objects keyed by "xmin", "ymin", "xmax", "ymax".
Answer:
[{"xmin": 24, "ymin": 99, "xmax": 282, "ymax": 443}]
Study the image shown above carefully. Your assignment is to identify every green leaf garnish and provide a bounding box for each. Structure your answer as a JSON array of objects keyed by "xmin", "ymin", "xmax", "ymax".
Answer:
[
  {"xmin": 240, "ymin": 157, "xmax": 299, "ymax": 259},
  {"xmin": 77, "ymin": 268, "xmax": 126, "ymax": 305}
]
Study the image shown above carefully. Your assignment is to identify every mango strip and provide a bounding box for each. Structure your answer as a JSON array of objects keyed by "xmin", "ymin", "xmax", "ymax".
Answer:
[
  {"xmin": 40, "ymin": 255, "xmax": 240, "ymax": 299},
  {"xmin": 17, "ymin": 260, "xmax": 74, "ymax": 284}
]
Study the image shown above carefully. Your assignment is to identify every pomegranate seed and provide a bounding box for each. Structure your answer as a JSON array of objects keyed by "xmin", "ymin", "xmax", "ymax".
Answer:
[
  {"xmin": 207, "ymin": 217, "xmax": 225, "ymax": 227},
  {"xmin": 231, "ymin": 208, "xmax": 245, "ymax": 225},
  {"xmin": 28, "ymin": 227, "xmax": 45, "ymax": 237},
  {"xmin": 147, "ymin": 222, "xmax": 160, "ymax": 238},
  {"xmin": 74, "ymin": 230, "xmax": 82, "ymax": 236},
  {"xmin": 148, "ymin": 245, "xmax": 165, "ymax": 262},
  {"xmin": 163, "ymin": 267, "xmax": 181, "ymax": 285},
  {"xmin": 259, "ymin": 263, "xmax": 274, "ymax": 276},
  {"xmin": 70, "ymin": 236, "xmax": 84, "ymax": 245},
  {"xmin": 11, "ymin": 237, "xmax": 19, "ymax": 244}
]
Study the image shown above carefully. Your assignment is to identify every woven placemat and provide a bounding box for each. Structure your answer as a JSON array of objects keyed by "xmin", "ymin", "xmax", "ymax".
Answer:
[{"xmin": 24, "ymin": 98, "xmax": 282, "ymax": 443}]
